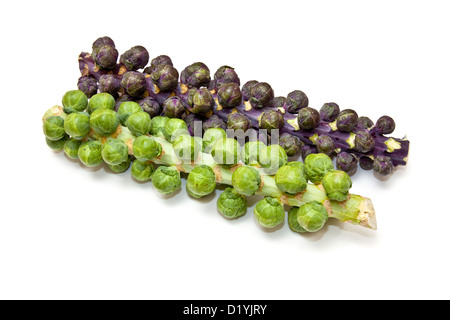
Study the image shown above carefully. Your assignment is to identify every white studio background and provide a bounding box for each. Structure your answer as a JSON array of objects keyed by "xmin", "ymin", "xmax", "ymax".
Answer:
[{"xmin": 0, "ymin": 0, "xmax": 449, "ymax": 300}]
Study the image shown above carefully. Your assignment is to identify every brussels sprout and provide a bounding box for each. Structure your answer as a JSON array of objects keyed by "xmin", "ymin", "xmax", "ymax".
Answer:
[
  {"xmin": 77, "ymin": 76, "xmax": 98, "ymax": 98},
  {"xmin": 152, "ymin": 166, "xmax": 182, "ymax": 194},
  {"xmin": 93, "ymin": 44, "xmax": 118, "ymax": 70},
  {"xmin": 63, "ymin": 112, "xmax": 90, "ymax": 140},
  {"xmin": 62, "ymin": 90, "xmax": 88, "ymax": 114},
  {"xmin": 144, "ymin": 55, "xmax": 173, "ymax": 74},
  {"xmin": 354, "ymin": 130, "xmax": 375, "ymax": 153},
  {"xmin": 162, "ymin": 118, "xmax": 189, "ymax": 142},
  {"xmin": 162, "ymin": 96, "xmax": 186, "ymax": 119},
  {"xmin": 373, "ymin": 155, "xmax": 394, "ymax": 176},
  {"xmin": 202, "ymin": 114, "xmax": 226, "ymax": 131},
  {"xmin": 359, "ymin": 156, "xmax": 374, "ymax": 170},
  {"xmin": 121, "ymin": 71, "xmax": 147, "ymax": 97},
  {"xmin": 319, "ymin": 102, "xmax": 340, "ymax": 122},
  {"xmin": 92, "ymin": 36, "xmax": 115, "ymax": 51},
  {"xmin": 227, "ymin": 113, "xmax": 251, "ymax": 132},
  {"xmin": 180, "ymin": 62, "xmax": 211, "ymax": 88},
  {"xmin": 211, "ymin": 138, "xmax": 239, "ymax": 166},
  {"xmin": 231, "ymin": 166, "xmax": 261, "ymax": 196},
  {"xmin": 375, "ymin": 115, "xmax": 396, "ymax": 134},
  {"xmin": 108, "ymin": 156, "xmax": 131, "ymax": 173},
  {"xmin": 173, "ymin": 134, "xmax": 202, "ymax": 162},
  {"xmin": 120, "ymin": 45, "xmax": 149, "ymax": 71},
  {"xmin": 287, "ymin": 160, "xmax": 307, "ymax": 174},
  {"xmin": 45, "ymin": 135, "xmax": 68, "ymax": 151},
  {"xmin": 241, "ymin": 141, "xmax": 265, "ymax": 166},
  {"xmin": 125, "ymin": 111, "xmax": 152, "ymax": 136},
  {"xmin": 101, "ymin": 138, "xmax": 129, "ymax": 165},
  {"xmin": 138, "ymin": 97, "xmax": 161, "ymax": 118},
  {"xmin": 186, "ymin": 88, "xmax": 214, "ymax": 115},
  {"xmin": 241, "ymin": 80, "xmax": 258, "ymax": 101},
  {"xmin": 150, "ymin": 116, "xmax": 169, "ymax": 137},
  {"xmin": 286, "ymin": 90, "xmax": 309, "ymax": 113},
  {"xmin": 217, "ymin": 188, "xmax": 247, "ymax": 219},
  {"xmin": 322, "ymin": 170, "xmax": 352, "ymax": 201},
  {"xmin": 357, "ymin": 116, "xmax": 374, "ymax": 130},
  {"xmin": 253, "ymin": 197, "xmax": 285, "ymax": 228},
  {"xmin": 63, "ymin": 137, "xmax": 82, "ymax": 159},
  {"xmin": 249, "ymin": 82, "xmax": 274, "ymax": 109},
  {"xmin": 336, "ymin": 152, "xmax": 358, "ymax": 176},
  {"xmin": 213, "ymin": 65, "xmax": 240, "ymax": 88},
  {"xmin": 186, "ymin": 165, "xmax": 216, "ymax": 198},
  {"xmin": 150, "ymin": 64, "xmax": 179, "ymax": 92},
  {"xmin": 315, "ymin": 135, "xmax": 335, "ymax": 156},
  {"xmin": 259, "ymin": 145, "xmax": 288, "ymax": 172},
  {"xmin": 301, "ymin": 145, "xmax": 317, "ymax": 161},
  {"xmin": 296, "ymin": 201, "xmax": 328, "ymax": 232},
  {"xmin": 203, "ymin": 128, "xmax": 227, "ymax": 151},
  {"xmin": 89, "ymin": 108, "xmax": 119, "ymax": 135},
  {"xmin": 275, "ymin": 164, "xmax": 307, "ymax": 194},
  {"xmin": 43, "ymin": 116, "xmax": 66, "ymax": 141},
  {"xmin": 132, "ymin": 135, "xmax": 162, "ymax": 162},
  {"xmin": 98, "ymin": 74, "xmax": 122, "ymax": 98},
  {"xmin": 336, "ymin": 109, "xmax": 358, "ymax": 132},
  {"xmin": 270, "ymin": 96, "xmax": 287, "ymax": 109},
  {"xmin": 217, "ymin": 83, "xmax": 242, "ymax": 108},
  {"xmin": 297, "ymin": 107, "xmax": 320, "ymax": 130},
  {"xmin": 131, "ymin": 159, "xmax": 155, "ymax": 182},
  {"xmin": 279, "ymin": 133, "xmax": 303, "ymax": 158},
  {"xmin": 304, "ymin": 153, "xmax": 334, "ymax": 184},
  {"xmin": 259, "ymin": 109, "xmax": 284, "ymax": 133},
  {"xmin": 88, "ymin": 93, "xmax": 115, "ymax": 114},
  {"xmin": 78, "ymin": 140, "xmax": 103, "ymax": 167},
  {"xmin": 288, "ymin": 207, "xmax": 308, "ymax": 233},
  {"xmin": 114, "ymin": 94, "xmax": 135, "ymax": 110},
  {"xmin": 117, "ymin": 101, "xmax": 142, "ymax": 125}
]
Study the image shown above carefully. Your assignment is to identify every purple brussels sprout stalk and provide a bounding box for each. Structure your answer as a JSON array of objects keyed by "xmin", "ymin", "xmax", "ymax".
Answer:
[
  {"xmin": 297, "ymin": 107, "xmax": 320, "ymax": 130},
  {"xmin": 150, "ymin": 64, "xmax": 179, "ymax": 92},
  {"xmin": 285, "ymin": 90, "xmax": 309, "ymax": 113},
  {"xmin": 120, "ymin": 46, "xmax": 149, "ymax": 71},
  {"xmin": 354, "ymin": 131, "xmax": 375, "ymax": 153},
  {"xmin": 259, "ymin": 109, "xmax": 284, "ymax": 133},
  {"xmin": 180, "ymin": 62, "xmax": 211, "ymax": 88},
  {"xmin": 315, "ymin": 135, "xmax": 335, "ymax": 156},
  {"xmin": 241, "ymin": 80, "xmax": 259, "ymax": 101},
  {"xmin": 279, "ymin": 133, "xmax": 303, "ymax": 158},
  {"xmin": 375, "ymin": 115, "xmax": 395, "ymax": 134},
  {"xmin": 359, "ymin": 156, "xmax": 374, "ymax": 170},
  {"xmin": 138, "ymin": 97, "xmax": 161, "ymax": 118},
  {"xmin": 144, "ymin": 55, "xmax": 173, "ymax": 74},
  {"xmin": 121, "ymin": 71, "xmax": 147, "ymax": 98},
  {"xmin": 98, "ymin": 74, "xmax": 122, "ymax": 98},
  {"xmin": 249, "ymin": 82, "xmax": 274, "ymax": 109},
  {"xmin": 320, "ymin": 102, "xmax": 340, "ymax": 122},
  {"xmin": 202, "ymin": 114, "xmax": 226, "ymax": 131},
  {"xmin": 92, "ymin": 44, "xmax": 118, "ymax": 70},
  {"xmin": 227, "ymin": 113, "xmax": 251, "ymax": 132},
  {"xmin": 77, "ymin": 76, "xmax": 98, "ymax": 98},
  {"xmin": 336, "ymin": 109, "xmax": 359, "ymax": 132},
  {"xmin": 336, "ymin": 152, "xmax": 358, "ymax": 176},
  {"xmin": 357, "ymin": 116, "xmax": 374, "ymax": 130},
  {"xmin": 373, "ymin": 155, "xmax": 394, "ymax": 176},
  {"xmin": 186, "ymin": 88, "xmax": 214, "ymax": 115},
  {"xmin": 162, "ymin": 96, "xmax": 186, "ymax": 119},
  {"xmin": 211, "ymin": 66, "xmax": 240, "ymax": 90},
  {"xmin": 217, "ymin": 83, "xmax": 242, "ymax": 108}
]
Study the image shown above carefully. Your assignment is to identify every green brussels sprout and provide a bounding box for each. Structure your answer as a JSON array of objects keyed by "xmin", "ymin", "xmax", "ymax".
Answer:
[
  {"xmin": 89, "ymin": 108, "xmax": 119, "ymax": 135},
  {"xmin": 101, "ymin": 138, "xmax": 129, "ymax": 165},
  {"xmin": 132, "ymin": 135, "xmax": 162, "ymax": 162},
  {"xmin": 87, "ymin": 93, "xmax": 115, "ymax": 114},
  {"xmin": 304, "ymin": 153, "xmax": 334, "ymax": 184},
  {"xmin": 125, "ymin": 111, "xmax": 152, "ymax": 136},
  {"xmin": 62, "ymin": 90, "xmax": 88, "ymax": 114},
  {"xmin": 297, "ymin": 107, "xmax": 321, "ymax": 130},
  {"xmin": 152, "ymin": 166, "xmax": 182, "ymax": 194},
  {"xmin": 43, "ymin": 116, "xmax": 66, "ymax": 141},
  {"xmin": 45, "ymin": 135, "xmax": 68, "ymax": 151},
  {"xmin": 173, "ymin": 134, "xmax": 202, "ymax": 162},
  {"xmin": 131, "ymin": 160, "xmax": 155, "ymax": 181},
  {"xmin": 186, "ymin": 87, "xmax": 214, "ymax": 115},
  {"xmin": 117, "ymin": 101, "xmax": 142, "ymax": 125},
  {"xmin": 78, "ymin": 140, "xmax": 103, "ymax": 167},
  {"xmin": 231, "ymin": 166, "xmax": 261, "ymax": 196},
  {"xmin": 108, "ymin": 156, "xmax": 131, "ymax": 173},
  {"xmin": 162, "ymin": 118, "xmax": 189, "ymax": 142},
  {"xmin": 288, "ymin": 207, "xmax": 308, "ymax": 233},
  {"xmin": 253, "ymin": 197, "xmax": 285, "ymax": 228},
  {"xmin": 217, "ymin": 187, "xmax": 247, "ymax": 219},
  {"xmin": 203, "ymin": 128, "xmax": 227, "ymax": 152},
  {"xmin": 258, "ymin": 144, "xmax": 288, "ymax": 172},
  {"xmin": 322, "ymin": 170, "xmax": 352, "ymax": 201},
  {"xmin": 241, "ymin": 141, "xmax": 265, "ymax": 165},
  {"xmin": 149, "ymin": 116, "xmax": 169, "ymax": 137},
  {"xmin": 186, "ymin": 165, "xmax": 216, "ymax": 198},
  {"xmin": 211, "ymin": 138, "xmax": 239, "ymax": 166},
  {"xmin": 63, "ymin": 112, "xmax": 90, "ymax": 140},
  {"xmin": 296, "ymin": 201, "xmax": 328, "ymax": 232},
  {"xmin": 275, "ymin": 164, "xmax": 307, "ymax": 194},
  {"xmin": 63, "ymin": 137, "xmax": 82, "ymax": 159}
]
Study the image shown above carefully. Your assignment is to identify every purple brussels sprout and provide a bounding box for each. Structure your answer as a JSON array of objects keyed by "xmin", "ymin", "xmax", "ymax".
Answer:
[
  {"xmin": 271, "ymin": 96, "xmax": 288, "ymax": 109},
  {"xmin": 336, "ymin": 152, "xmax": 358, "ymax": 176},
  {"xmin": 114, "ymin": 94, "xmax": 135, "ymax": 111},
  {"xmin": 359, "ymin": 156, "xmax": 374, "ymax": 170},
  {"xmin": 373, "ymin": 155, "xmax": 394, "ymax": 176},
  {"xmin": 217, "ymin": 83, "xmax": 242, "ymax": 108},
  {"xmin": 138, "ymin": 97, "xmax": 161, "ymax": 118},
  {"xmin": 92, "ymin": 36, "xmax": 115, "ymax": 51},
  {"xmin": 120, "ymin": 45, "xmax": 149, "ymax": 71},
  {"xmin": 202, "ymin": 115, "xmax": 226, "ymax": 131},
  {"xmin": 249, "ymin": 82, "xmax": 274, "ymax": 109},
  {"xmin": 121, "ymin": 71, "xmax": 147, "ymax": 97},
  {"xmin": 227, "ymin": 113, "xmax": 251, "ymax": 132},
  {"xmin": 241, "ymin": 80, "xmax": 259, "ymax": 101},
  {"xmin": 301, "ymin": 145, "xmax": 317, "ymax": 161},
  {"xmin": 259, "ymin": 109, "xmax": 284, "ymax": 133},
  {"xmin": 162, "ymin": 96, "xmax": 186, "ymax": 119},
  {"xmin": 186, "ymin": 88, "xmax": 214, "ymax": 115},
  {"xmin": 320, "ymin": 102, "xmax": 340, "ymax": 122},
  {"xmin": 77, "ymin": 76, "xmax": 98, "ymax": 98},
  {"xmin": 336, "ymin": 109, "xmax": 359, "ymax": 132},
  {"xmin": 98, "ymin": 74, "xmax": 122, "ymax": 98},
  {"xmin": 213, "ymin": 65, "xmax": 240, "ymax": 88},
  {"xmin": 93, "ymin": 44, "xmax": 118, "ymax": 70},
  {"xmin": 297, "ymin": 107, "xmax": 320, "ymax": 130},
  {"xmin": 354, "ymin": 131, "xmax": 375, "ymax": 153},
  {"xmin": 180, "ymin": 62, "xmax": 211, "ymax": 88},
  {"xmin": 357, "ymin": 116, "xmax": 374, "ymax": 130},
  {"xmin": 150, "ymin": 64, "xmax": 179, "ymax": 92},
  {"xmin": 279, "ymin": 133, "xmax": 303, "ymax": 158},
  {"xmin": 375, "ymin": 115, "xmax": 396, "ymax": 134},
  {"xmin": 144, "ymin": 55, "xmax": 173, "ymax": 74},
  {"xmin": 285, "ymin": 90, "xmax": 309, "ymax": 113},
  {"xmin": 315, "ymin": 135, "xmax": 335, "ymax": 156}
]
